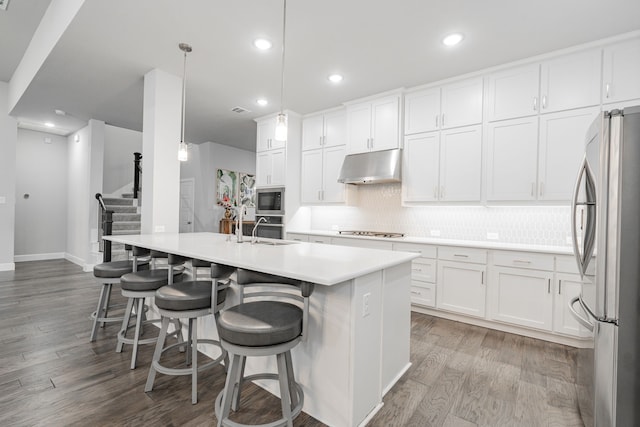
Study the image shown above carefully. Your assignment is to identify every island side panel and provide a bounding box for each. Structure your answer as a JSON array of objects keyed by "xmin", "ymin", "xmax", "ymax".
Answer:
[
  {"xmin": 381, "ymin": 261, "xmax": 412, "ymax": 395},
  {"xmin": 351, "ymin": 270, "xmax": 384, "ymax": 426}
]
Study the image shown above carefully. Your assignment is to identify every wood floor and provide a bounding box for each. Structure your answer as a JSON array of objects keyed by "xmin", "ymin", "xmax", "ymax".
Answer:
[{"xmin": 0, "ymin": 260, "xmax": 584, "ymax": 426}]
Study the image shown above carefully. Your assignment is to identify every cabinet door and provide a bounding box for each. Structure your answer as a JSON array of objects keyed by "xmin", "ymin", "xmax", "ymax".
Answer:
[
  {"xmin": 486, "ymin": 64, "xmax": 540, "ymax": 121},
  {"xmin": 323, "ymin": 110, "xmax": 347, "ymax": 148},
  {"xmin": 370, "ymin": 96, "xmax": 400, "ymax": 151},
  {"xmin": 411, "ymin": 282, "xmax": 436, "ymax": 308},
  {"xmin": 488, "ymin": 266, "xmax": 553, "ymax": 331},
  {"xmin": 301, "ymin": 149, "xmax": 323, "ymax": 203},
  {"xmin": 404, "ymin": 88, "xmax": 441, "ymax": 134},
  {"xmin": 540, "ymin": 49, "xmax": 601, "ymax": 113},
  {"xmin": 440, "ymin": 77, "xmax": 484, "ymax": 129},
  {"xmin": 346, "ymin": 103, "xmax": 372, "ymax": 154},
  {"xmin": 538, "ymin": 107, "xmax": 599, "ymax": 200},
  {"xmin": 554, "ymin": 273, "xmax": 591, "ymax": 338},
  {"xmin": 255, "ymin": 151, "xmax": 271, "ymax": 186},
  {"xmin": 302, "ymin": 115, "xmax": 325, "ymax": 151},
  {"xmin": 322, "ymin": 145, "xmax": 347, "ymax": 203},
  {"xmin": 402, "ymin": 132, "xmax": 440, "ymax": 202},
  {"xmin": 256, "ymin": 119, "xmax": 275, "ymax": 152},
  {"xmin": 437, "ymin": 260, "xmax": 486, "ymax": 318},
  {"xmin": 439, "ymin": 125, "xmax": 482, "ymax": 201},
  {"xmin": 486, "ymin": 117, "xmax": 539, "ymax": 201},
  {"xmin": 270, "ymin": 149, "xmax": 286, "ymax": 186},
  {"xmin": 602, "ymin": 38, "xmax": 640, "ymax": 104}
]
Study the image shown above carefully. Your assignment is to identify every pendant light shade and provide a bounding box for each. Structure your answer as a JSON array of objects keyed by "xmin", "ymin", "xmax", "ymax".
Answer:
[
  {"xmin": 274, "ymin": 0, "xmax": 288, "ymax": 142},
  {"xmin": 178, "ymin": 42, "xmax": 192, "ymax": 161}
]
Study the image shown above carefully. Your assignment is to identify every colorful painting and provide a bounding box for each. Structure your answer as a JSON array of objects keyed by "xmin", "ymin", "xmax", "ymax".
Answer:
[
  {"xmin": 216, "ymin": 169, "xmax": 237, "ymax": 208},
  {"xmin": 238, "ymin": 173, "xmax": 256, "ymax": 207}
]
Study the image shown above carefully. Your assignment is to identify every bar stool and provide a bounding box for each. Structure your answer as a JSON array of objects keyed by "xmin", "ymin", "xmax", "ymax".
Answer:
[
  {"xmin": 116, "ymin": 250, "xmax": 185, "ymax": 369},
  {"xmin": 214, "ymin": 269, "xmax": 315, "ymax": 427},
  {"xmin": 145, "ymin": 262, "xmax": 235, "ymax": 404},
  {"xmin": 89, "ymin": 248, "xmax": 150, "ymax": 342}
]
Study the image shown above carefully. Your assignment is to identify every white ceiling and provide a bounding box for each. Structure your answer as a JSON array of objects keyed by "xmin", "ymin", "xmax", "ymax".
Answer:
[{"xmin": 4, "ymin": 0, "xmax": 640, "ymax": 151}]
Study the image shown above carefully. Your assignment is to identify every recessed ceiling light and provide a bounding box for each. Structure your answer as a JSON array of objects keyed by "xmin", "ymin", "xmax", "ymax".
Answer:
[
  {"xmin": 54, "ymin": 109, "xmax": 66, "ymax": 116},
  {"xmin": 256, "ymin": 99, "xmax": 268, "ymax": 106},
  {"xmin": 442, "ymin": 33, "xmax": 464, "ymax": 46},
  {"xmin": 328, "ymin": 74, "xmax": 343, "ymax": 83},
  {"xmin": 44, "ymin": 122, "xmax": 55, "ymax": 128},
  {"xmin": 253, "ymin": 38, "xmax": 272, "ymax": 50}
]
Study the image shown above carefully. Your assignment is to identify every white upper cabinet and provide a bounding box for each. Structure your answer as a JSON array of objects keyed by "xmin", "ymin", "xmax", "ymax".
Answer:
[
  {"xmin": 404, "ymin": 77, "xmax": 483, "ymax": 135},
  {"xmin": 302, "ymin": 109, "xmax": 347, "ymax": 151},
  {"xmin": 440, "ymin": 77, "xmax": 484, "ymax": 129},
  {"xmin": 539, "ymin": 49, "xmax": 601, "ymax": 113},
  {"xmin": 486, "ymin": 117, "xmax": 539, "ymax": 201},
  {"xmin": 301, "ymin": 149, "xmax": 323, "ymax": 203},
  {"xmin": 347, "ymin": 94, "xmax": 400, "ymax": 154},
  {"xmin": 256, "ymin": 118, "xmax": 285, "ymax": 152},
  {"xmin": 439, "ymin": 125, "xmax": 482, "ymax": 202},
  {"xmin": 301, "ymin": 145, "xmax": 347, "ymax": 204},
  {"xmin": 486, "ymin": 64, "xmax": 540, "ymax": 122},
  {"xmin": 538, "ymin": 106, "xmax": 600, "ymax": 200},
  {"xmin": 256, "ymin": 148, "xmax": 286, "ymax": 187},
  {"xmin": 602, "ymin": 38, "xmax": 640, "ymax": 104},
  {"xmin": 402, "ymin": 132, "xmax": 440, "ymax": 202}
]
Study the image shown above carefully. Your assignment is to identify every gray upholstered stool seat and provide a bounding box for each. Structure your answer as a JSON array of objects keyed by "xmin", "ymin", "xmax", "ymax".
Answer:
[
  {"xmin": 116, "ymin": 248, "xmax": 184, "ymax": 369},
  {"xmin": 89, "ymin": 257, "xmax": 150, "ymax": 343},
  {"xmin": 217, "ymin": 301, "xmax": 302, "ymax": 347},
  {"xmin": 214, "ymin": 268, "xmax": 314, "ymax": 427},
  {"xmin": 145, "ymin": 262, "xmax": 234, "ymax": 404}
]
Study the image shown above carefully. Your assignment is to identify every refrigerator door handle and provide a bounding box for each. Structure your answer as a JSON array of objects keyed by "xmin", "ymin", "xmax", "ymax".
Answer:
[
  {"xmin": 568, "ymin": 296, "xmax": 595, "ymax": 332},
  {"xmin": 571, "ymin": 155, "xmax": 588, "ymax": 278}
]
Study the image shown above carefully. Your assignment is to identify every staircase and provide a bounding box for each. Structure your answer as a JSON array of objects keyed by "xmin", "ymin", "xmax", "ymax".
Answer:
[{"xmin": 102, "ymin": 194, "xmax": 141, "ymax": 261}]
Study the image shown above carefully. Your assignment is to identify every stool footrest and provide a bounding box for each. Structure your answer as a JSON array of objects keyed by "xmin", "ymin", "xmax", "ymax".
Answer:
[{"xmin": 152, "ymin": 339, "xmax": 224, "ymax": 376}]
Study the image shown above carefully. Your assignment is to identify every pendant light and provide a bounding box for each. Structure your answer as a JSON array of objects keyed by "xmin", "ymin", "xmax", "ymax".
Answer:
[
  {"xmin": 274, "ymin": 0, "xmax": 288, "ymax": 142},
  {"xmin": 178, "ymin": 42, "xmax": 192, "ymax": 162}
]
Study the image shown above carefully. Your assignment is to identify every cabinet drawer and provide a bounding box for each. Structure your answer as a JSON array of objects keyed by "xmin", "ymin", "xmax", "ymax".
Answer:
[
  {"xmin": 555, "ymin": 255, "xmax": 581, "ymax": 274},
  {"xmin": 438, "ymin": 246, "xmax": 487, "ymax": 264},
  {"xmin": 331, "ymin": 237, "xmax": 393, "ymax": 250},
  {"xmin": 287, "ymin": 233, "xmax": 309, "ymax": 242},
  {"xmin": 309, "ymin": 235, "xmax": 332, "ymax": 244},
  {"xmin": 393, "ymin": 242, "xmax": 437, "ymax": 258},
  {"xmin": 411, "ymin": 258, "xmax": 436, "ymax": 283},
  {"xmin": 410, "ymin": 283, "xmax": 436, "ymax": 308},
  {"xmin": 492, "ymin": 251, "xmax": 554, "ymax": 271}
]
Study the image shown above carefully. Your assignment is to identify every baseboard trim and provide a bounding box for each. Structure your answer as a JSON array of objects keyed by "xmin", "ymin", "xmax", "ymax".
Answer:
[
  {"xmin": 64, "ymin": 253, "xmax": 85, "ymax": 269},
  {"xmin": 0, "ymin": 262, "xmax": 15, "ymax": 271},
  {"xmin": 15, "ymin": 252, "xmax": 65, "ymax": 262},
  {"xmin": 412, "ymin": 305, "xmax": 592, "ymax": 348}
]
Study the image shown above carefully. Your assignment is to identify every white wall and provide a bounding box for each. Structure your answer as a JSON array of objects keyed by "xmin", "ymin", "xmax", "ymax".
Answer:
[
  {"xmin": 0, "ymin": 82, "xmax": 17, "ymax": 270},
  {"xmin": 14, "ymin": 129, "xmax": 68, "ymax": 260},
  {"xmin": 103, "ymin": 125, "xmax": 142, "ymax": 195},
  {"xmin": 180, "ymin": 142, "xmax": 255, "ymax": 232}
]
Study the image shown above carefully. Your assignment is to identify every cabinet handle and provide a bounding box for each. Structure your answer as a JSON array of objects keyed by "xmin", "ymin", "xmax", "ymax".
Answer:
[
  {"xmin": 370, "ymin": 137, "xmax": 374, "ymax": 149},
  {"xmin": 542, "ymin": 95, "xmax": 547, "ymax": 109},
  {"xmin": 481, "ymin": 271, "xmax": 484, "ymax": 285},
  {"xmin": 539, "ymin": 182, "xmax": 544, "ymax": 197},
  {"xmin": 453, "ymin": 254, "xmax": 469, "ymax": 258},
  {"xmin": 318, "ymin": 190, "xmax": 322, "ymax": 201},
  {"xmin": 435, "ymin": 115, "xmax": 439, "ymax": 128},
  {"xmin": 440, "ymin": 186, "xmax": 445, "ymax": 199},
  {"xmin": 434, "ymin": 186, "xmax": 438, "ymax": 199},
  {"xmin": 366, "ymin": 138, "xmax": 370, "ymax": 149},
  {"xmin": 531, "ymin": 183, "xmax": 535, "ymax": 197},
  {"xmin": 441, "ymin": 113, "xmax": 445, "ymax": 127},
  {"xmin": 320, "ymin": 136, "xmax": 323, "ymax": 146},
  {"xmin": 605, "ymin": 83, "xmax": 610, "ymax": 99},
  {"xmin": 321, "ymin": 189, "xmax": 325, "ymax": 200},
  {"xmin": 411, "ymin": 290, "xmax": 421, "ymax": 295},
  {"xmin": 558, "ymin": 280, "xmax": 562, "ymax": 295},
  {"xmin": 533, "ymin": 97, "xmax": 538, "ymax": 111},
  {"xmin": 547, "ymin": 278, "xmax": 551, "ymax": 294},
  {"xmin": 411, "ymin": 268, "xmax": 422, "ymax": 272},
  {"xmin": 513, "ymin": 259, "xmax": 531, "ymax": 264}
]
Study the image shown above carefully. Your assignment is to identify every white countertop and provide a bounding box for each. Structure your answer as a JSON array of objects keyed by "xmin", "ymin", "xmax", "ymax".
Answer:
[
  {"xmin": 287, "ymin": 229, "xmax": 574, "ymax": 255},
  {"xmin": 103, "ymin": 232, "xmax": 418, "ymax": 286}
]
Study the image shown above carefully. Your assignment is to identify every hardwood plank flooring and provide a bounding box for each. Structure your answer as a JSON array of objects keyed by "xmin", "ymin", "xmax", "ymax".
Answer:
[{"xmin": 0, "ymin": 260, "xmax": 584, "ymax": 426}]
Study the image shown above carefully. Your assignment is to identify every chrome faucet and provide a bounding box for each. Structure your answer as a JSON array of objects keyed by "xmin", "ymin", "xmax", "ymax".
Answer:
[
  {"xmin": 251, "ymin": 217, "xmax": 268, "ymax": 244},
  {"xmin": 235, "ymin": 205, "xmax": 247, "ymax": 243}
]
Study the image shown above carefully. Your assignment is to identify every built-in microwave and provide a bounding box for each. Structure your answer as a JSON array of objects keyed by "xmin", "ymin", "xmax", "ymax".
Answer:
[{"xmin": 255, "ymin": 187, "xmax": 285, "ymax": 215}]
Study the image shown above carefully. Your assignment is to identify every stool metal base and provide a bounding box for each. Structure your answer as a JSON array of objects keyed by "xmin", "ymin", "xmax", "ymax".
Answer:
[{"xmin": 90, "ymin": 279, "xmax": 124, "ymax": 342}]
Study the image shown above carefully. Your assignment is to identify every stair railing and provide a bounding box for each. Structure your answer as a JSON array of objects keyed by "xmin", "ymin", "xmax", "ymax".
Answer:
[
  {"xmin": 96, "ymin": 193, "xmax": 113, "ymax": 262},
  {"xmin": 133, "ymin": 152, "xmax": 142, "ymax": 200}
]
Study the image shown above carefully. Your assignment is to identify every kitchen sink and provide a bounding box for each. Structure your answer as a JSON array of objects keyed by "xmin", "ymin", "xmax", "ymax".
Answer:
[{"xmin": 253, "ymin": 240, "xmax": 297, "ymax": 246}]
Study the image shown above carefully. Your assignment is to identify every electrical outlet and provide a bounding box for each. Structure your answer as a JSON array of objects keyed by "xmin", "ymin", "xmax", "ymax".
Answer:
[
  {"xmin": 362, "ymin": 292, "xmax": 371, "ymax": 317},
  {"xmin": 430, "ymin": 229, "xmax": 441, "ymax": 237},
  {"xmin": 154, "ymin": 225, "xmax": 165, "ymax": 232},
  {"xmin": 487, "ymin": 232, "xmax": 499, "ymax": 240}
]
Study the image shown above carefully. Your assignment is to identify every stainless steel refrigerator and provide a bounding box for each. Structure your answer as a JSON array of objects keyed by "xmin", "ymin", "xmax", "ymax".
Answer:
[{"xmin": 569, "ymin": 105, "xmax": 640, "ymax": 427}]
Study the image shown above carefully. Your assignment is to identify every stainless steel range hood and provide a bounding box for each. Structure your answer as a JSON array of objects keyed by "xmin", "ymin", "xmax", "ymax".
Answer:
[{"xmin": 337, "ymin": 148, "xmax": 402, "ymax": 184}]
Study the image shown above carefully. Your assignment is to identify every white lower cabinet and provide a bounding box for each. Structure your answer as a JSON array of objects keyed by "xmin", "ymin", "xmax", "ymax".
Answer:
[
  {"xmin": 553, "ymin": 273, "xmax": 590, "ymax": 338},
  {"xmin": 286, "ymin": 233, "xmax": 309, "ymax": 242},
  {"xmin": 488, "ymin": 266, "xmax": 554, "ymax": 331},
  {"xmin": 393, "ymin": 242, "xmax": 437, "ymax": 308},
  {"xmin": 437, "ymin": 259, "xmax": 486, "ymax": 318}
]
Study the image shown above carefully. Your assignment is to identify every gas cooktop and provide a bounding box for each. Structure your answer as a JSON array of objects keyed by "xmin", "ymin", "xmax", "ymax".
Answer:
[{"xmin": 338, "ymin": 230, "xmax": 405, "ymax": 238}]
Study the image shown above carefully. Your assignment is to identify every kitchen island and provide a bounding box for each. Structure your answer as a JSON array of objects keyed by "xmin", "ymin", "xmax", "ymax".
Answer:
[{"xmin": 103, "ymin": 232, "xmax": 417, "ymax": 427}]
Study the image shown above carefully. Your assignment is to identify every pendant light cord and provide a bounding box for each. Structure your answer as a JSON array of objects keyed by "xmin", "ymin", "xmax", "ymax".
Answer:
[
  {"xmin": 279, "ymin": 0, "xmax": 287, "ymax": 114},
  {"xmin": 181, "ymin": 49, "xmax": 187, "ymax": 144}
]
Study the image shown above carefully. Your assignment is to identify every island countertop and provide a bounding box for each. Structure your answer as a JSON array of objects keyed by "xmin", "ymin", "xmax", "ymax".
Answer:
[{"xmin": 103, "ymin": 232, "xmax": 418, "ymax": 286}]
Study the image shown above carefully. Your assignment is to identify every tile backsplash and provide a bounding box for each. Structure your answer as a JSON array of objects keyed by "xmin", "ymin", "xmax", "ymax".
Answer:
[{"xmin": 309, "ymin": 183, "xmax": 572, "ymax": 247}]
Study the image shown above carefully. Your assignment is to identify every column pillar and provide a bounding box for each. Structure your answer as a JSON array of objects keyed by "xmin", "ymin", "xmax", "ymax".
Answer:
[{"xmin": 141, "ymin": 69, "xmax": 182, "ymax": 234}]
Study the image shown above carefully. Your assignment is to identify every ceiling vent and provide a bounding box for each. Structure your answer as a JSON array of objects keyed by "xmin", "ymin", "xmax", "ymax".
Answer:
[
  {"xmin": 0, "ymin": 0, "xmax": 9, "ymax": 11},
  {"xmin": 231, "ymin": 106, "xmax": 250, "ymax": 114}
]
